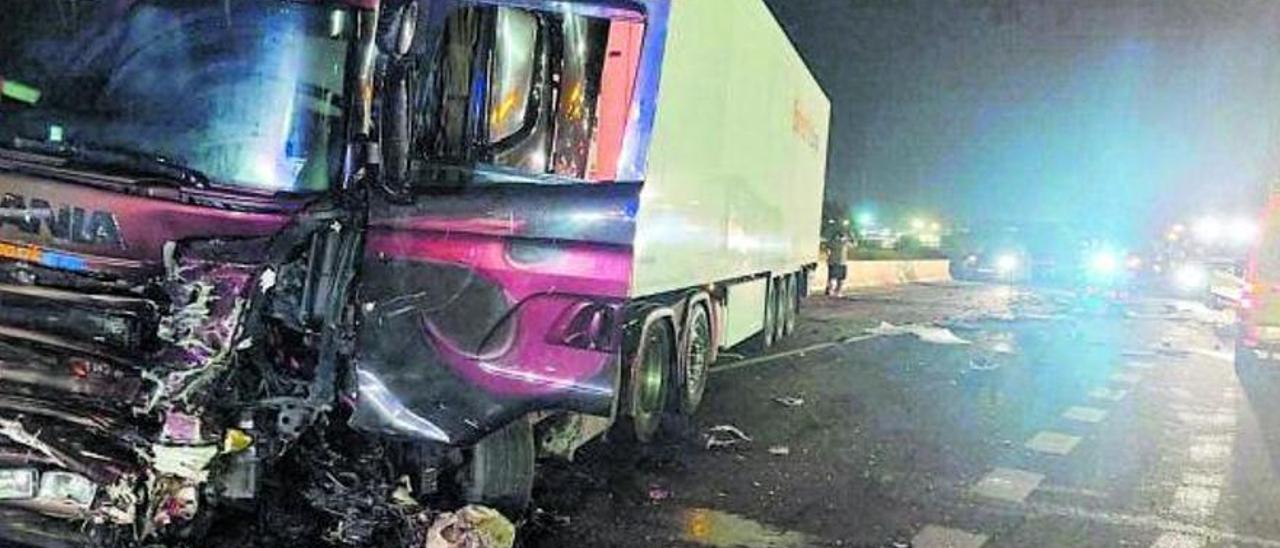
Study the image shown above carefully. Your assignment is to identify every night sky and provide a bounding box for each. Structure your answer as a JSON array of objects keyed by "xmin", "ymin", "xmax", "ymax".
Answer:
[{"xmin": 765, "ymin": 0, "xmax": 1280, "ymax": 239}]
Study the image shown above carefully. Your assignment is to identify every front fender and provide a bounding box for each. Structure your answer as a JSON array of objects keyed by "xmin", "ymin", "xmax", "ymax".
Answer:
[{"xmin": 349, "ymin": 251, "xmax": 626, "ymax": 446}]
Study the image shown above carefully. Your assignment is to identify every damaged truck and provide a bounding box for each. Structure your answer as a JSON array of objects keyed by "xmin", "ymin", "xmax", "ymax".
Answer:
[{"xmin": 0, "ymin": 0, "xmax": 828, "ymax": 545}]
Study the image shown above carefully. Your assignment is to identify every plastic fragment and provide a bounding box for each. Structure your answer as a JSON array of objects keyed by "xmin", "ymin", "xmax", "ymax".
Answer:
[
  {"xmin": 705, "ymin": 424, "xmax": 753, "ymax": 450},
  {"xmin": 772, "ymin": 396, "xmax": 805, "ymax": 407},
  {"xmin": 425, "ymin": 505, "xmax": 515, "ymax": 548}
]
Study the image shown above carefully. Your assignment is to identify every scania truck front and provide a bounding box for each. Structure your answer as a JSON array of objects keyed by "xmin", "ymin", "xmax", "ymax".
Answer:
[{"xmin": 0, "ymin": 0, "xmax": 827, "ymax": 545}]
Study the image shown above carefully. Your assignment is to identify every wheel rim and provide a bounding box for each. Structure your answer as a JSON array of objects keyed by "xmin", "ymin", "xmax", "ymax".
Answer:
[
  {"xmin": 684, "ymin": 307, "xmax": 711, "ymax": 412},
  {"xmin": 636, "ymin": 328, "xmax": 670, "ymax": 418},
  {"xmin": 773, "ymin": 281, "xmax": 785, "ymax": 341},
  {"xmin": 784, "ymin": 279, "xmax": 797, "ymax": 335}
]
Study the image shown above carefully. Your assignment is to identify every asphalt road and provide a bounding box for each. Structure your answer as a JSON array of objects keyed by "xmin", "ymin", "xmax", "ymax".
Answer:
[{"xmin": 522, "ymin": 282, "xmax": 1280, "ymax": 548}]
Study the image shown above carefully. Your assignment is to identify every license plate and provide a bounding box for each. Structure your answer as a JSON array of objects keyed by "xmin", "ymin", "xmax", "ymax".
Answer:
[
  {"xmin": 0, "ymin": 469, "xmax": 36, "ymax": 500},
  {"xmin": 37, "ymin": 471, "xmax": 96, "ymax": 509}
]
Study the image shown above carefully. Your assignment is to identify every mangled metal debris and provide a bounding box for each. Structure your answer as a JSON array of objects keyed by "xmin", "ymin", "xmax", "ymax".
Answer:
[
  {"xmin": 425, "ymin": 505, "xmax": 516, "ymax": 548},
  {"xmin": 706, "ymin": 425, "xmax": 753, "ymax": 450}
]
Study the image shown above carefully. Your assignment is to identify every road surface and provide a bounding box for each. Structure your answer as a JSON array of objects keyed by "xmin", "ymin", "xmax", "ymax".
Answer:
[{"xmin": 523, "ymin": 282, "xmax": 1280, "ymax": 548}]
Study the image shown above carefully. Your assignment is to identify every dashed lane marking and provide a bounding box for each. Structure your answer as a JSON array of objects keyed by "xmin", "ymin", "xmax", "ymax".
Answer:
[
  {"xmin": 1036, "ymin": 484, "xmax": 1109, "ymax": 500},
  {"xmin": 1178, "ymin": 473, "xmax": 1225, "ymax": 489},
  {"xmin": 1025, "ymin": 431, "xmax": 1082, "ymax": 455},
  {"xmin": 1151, "ymin": 532, "xmax": 1207, "ymax": 548},
  {"xmin": 1169, "ymin": 486, "xmax": 1221, "ymax": 520},
  {"xmin": 1188, "ymin": 348, "xmax": 1234, "ymax": 363},
  {"xmin": 971, "ymin": 468, "xmax": 1044, "ymax": 504},
  {"xmin": 1062, "ymin": 406, "xmax": 1109, "ymax": 423},
  {"xmin": 1090, "ymin": 387, "xmax": 1128, "ymax": 402},
  {"xmin": 911, "ymin": 525, "xmax": 988, "ymax": 548},
  {"xmin": 1019, "ymin": 502, "xmax": 1280, "ymax": 547},
  {"xmin": 1112, "ymin": 372, "xmax": 1143, "ymax": 384}
]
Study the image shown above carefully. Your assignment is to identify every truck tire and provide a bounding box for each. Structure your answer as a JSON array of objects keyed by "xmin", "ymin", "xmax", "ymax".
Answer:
[
  {"xmin": 678, "ymin": 302, "xmax": 713, "ymax": 415},
  {"xmin": 627, "ymin": 318, "xmax": 675, "ymax": 442},
  {"xmin": 461, "ymin": 418, "xmax": 535, "ymax": 516},
  {"xmin": 772, "ymin": 278, "xmax": 787, "ymax": 343},
  {"xmin": 781, "ymin": 275, "xmax": 797, "ymax": 337}
]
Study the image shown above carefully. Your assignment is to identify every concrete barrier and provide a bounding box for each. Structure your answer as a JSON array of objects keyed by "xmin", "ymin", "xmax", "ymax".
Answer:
[{"xmin": 809, "ymin": 260, "xmax": 952, "ymax": 293}]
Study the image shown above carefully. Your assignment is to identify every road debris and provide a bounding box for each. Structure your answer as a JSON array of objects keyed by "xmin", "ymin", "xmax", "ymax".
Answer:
[
  {"xmin": 768, "ymin": 445, "xmax": 791, "ymax": 456},
  {"xmin": 969, "ymin": 356, "xmax": 1001, "ymax": 371},
  {"xmin": 425, "ymin": 505, "xmax": 515, "ymax": 548},
  {"xmin": 648, "ymin": 485, "xmax": 672, "ymax": 501},
  {"xmin": 773, "ymin": 396, "xmax": 806, "ymax": 408},
  {"xmin": 865, "ymin": 322, "xmax": 971, "ymax": 345},
  {"xmin": 706, "ymin": 425, "xmax": 753, "ymax": 450}
]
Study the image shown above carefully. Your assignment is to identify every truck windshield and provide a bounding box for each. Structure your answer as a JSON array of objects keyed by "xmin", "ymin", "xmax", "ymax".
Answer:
[{"xmin": 0, "ymin": 0, "xmax": 354, "ymax": 193}]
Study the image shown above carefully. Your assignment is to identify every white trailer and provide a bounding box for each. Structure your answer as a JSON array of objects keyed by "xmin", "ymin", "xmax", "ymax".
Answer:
[{"xmin": 633, "ymin": 0, "xmax": 831, "ymax": 349}]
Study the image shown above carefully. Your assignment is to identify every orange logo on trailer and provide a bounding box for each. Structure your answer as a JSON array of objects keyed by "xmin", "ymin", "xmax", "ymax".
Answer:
[{"xmin": 792, "ymin": 99, "xmax": 820, "ymax": 152}]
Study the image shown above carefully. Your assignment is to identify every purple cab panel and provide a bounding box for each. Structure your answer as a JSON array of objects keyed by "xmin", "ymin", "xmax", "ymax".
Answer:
[
  {"xmin": 0, "ymin": 171, "xmax": 294, "ymax": 275},
  {"xmin": 351, "ymin": 183, "xmax": 639, "ymax": 445}
]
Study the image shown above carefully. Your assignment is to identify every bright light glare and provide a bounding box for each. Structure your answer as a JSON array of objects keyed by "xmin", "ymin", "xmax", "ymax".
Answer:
[
  {"xmin": 1229, "ymin": 217, "xmax": 1259, "ymax": 245},
  {"xmin": 1194, "ymin": 217, "xmax": 1223, "ymax": 243},
  {"xmin": 1175, "ymin": 263, "xmax": 1207, "ymax": 291},
  {"xmin": 1089, "ymin": 251, "xmax": 1119, "ymax": 276},
  {"xmin": 910, "ymin": 218, "xmax": 926, "ymax": 231},
  {"xmin": 996, "ymin": 254, "xmax": 1019, "ymax": 274}
]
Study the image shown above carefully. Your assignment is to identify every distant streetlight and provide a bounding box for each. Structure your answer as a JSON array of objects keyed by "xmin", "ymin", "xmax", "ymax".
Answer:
[
  {"xmin": 1194, "ymin": 217, "xmax": 1222, "ymax": 243},
  {"xmin": 910, "ymin": 218, "xmax": 926, "ymax": 231},
  {"xmin": 856, "ymin": 212, "xmax": 875, "ymax": 228},
  {"xmin": 928, "ymin": 222, "xmax": 941, "ymax": 232}
]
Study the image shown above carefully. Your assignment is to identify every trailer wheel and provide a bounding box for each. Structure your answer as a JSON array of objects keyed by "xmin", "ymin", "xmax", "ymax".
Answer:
[
  {"xmin": 772, "ymin": 278, "xmax": 787, "ymax": 343},
  {"xmin": 678, "ymin": 303, "xmax": 713, "ymax": 415},
  {"xmin": 745, "ymin": 280, "xmax": 776, "ymax": 353},
  {"xmin": 459, "ymin": 418, "xmax": 535, "ymax": 516},
  {"xmin": 781, "ymin": 275, "xmax": 798, "ymax": 337},
  {"xmin": 628, "ymin": 319, "xmax": 675, "ymax": 442}
]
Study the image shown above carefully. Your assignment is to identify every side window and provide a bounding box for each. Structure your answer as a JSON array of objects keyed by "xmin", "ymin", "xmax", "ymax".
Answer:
[
  {"xmin": 488, "ymin": 9, "xmax": 537, "ymax": 144},
  {"xmin": 414, "ymin": 5, "xmax": 643, "ymax": 184}
]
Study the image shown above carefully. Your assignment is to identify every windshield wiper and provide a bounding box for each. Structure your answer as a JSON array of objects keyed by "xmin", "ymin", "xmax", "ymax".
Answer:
[{"xmin": 5, "ymin": 136, "xmax": 211, "ymax": 188}]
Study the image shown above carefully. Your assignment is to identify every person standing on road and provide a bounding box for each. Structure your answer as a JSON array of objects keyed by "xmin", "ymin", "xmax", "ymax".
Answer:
[{"xmin": 826, "ymin": 233, "xmax": 850, "ymax": 296}]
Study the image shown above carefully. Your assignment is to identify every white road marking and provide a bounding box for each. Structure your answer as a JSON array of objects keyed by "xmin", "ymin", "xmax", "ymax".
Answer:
[
  {"xmin": 710, "ymin": 334, "xmax": 880, "ymax": 374},
  {"xmin": 1170, "ymin": 486, "xmax": 1221, "ymax": 519},
  {"xmin": 1151, "ymin": 532, "xmax": 1207, "ymax": 548},
  {"xmin": 1175, "ymin": 412, "xmax": 1237, "ymax": 430},
  {"xmin": 710, "ymin": 342, "xmax": 835, "ymax": 373},
  {"xmin": 1112, "ymin": 372, "xmax": 1143, "ymax": 384},
  {"xmin": 911, "ymin": 525, "xmax": 988, "ymax": 548},
  {"xmin": 1022, "ymin": 502, "xmax": 1280, "ymax": 547},
  {"xmin": 1178, "ymin": 473, "xmax": 1225, "ymax": 488},
  {"xmin": 1036, "ymin": 484, "xmax": 1109, "ymax": 500},
  {"xmin": 1026, "ymin": 431, "xmax": 1082, "ymax": 455},
  {"xmin": 1062, "ymin": 406, "xmax": 1109, "ymax": 423},
  {"xmin": 1188, "ymin": 348, "xmax": 1234, "ymax": 362},
  {"xmin": 1090, "ymin": 387, "xmax": 1128, "ymax": 402},
  {"xmin": 1187, "ymin": 442, "xmax": 1231, "ymax": 464},
  {"xmin": 971, "ymin": 468, "xmax": 1044, "ymax": 504}
]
